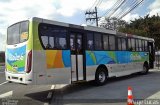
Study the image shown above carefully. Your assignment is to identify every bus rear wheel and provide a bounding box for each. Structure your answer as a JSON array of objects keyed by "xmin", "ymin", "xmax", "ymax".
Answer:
[
  {"xmin": 141, "ymin": 63, "xmax": 149, "ymax": 74},
  {"xmin": 95, "ymin": 67, "xmax": 108, "ymax": 86}
]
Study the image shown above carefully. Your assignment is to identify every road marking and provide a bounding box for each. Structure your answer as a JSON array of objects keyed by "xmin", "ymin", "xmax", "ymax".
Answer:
[
  {"xmin": 47, "ymin": 92, "xmax": 52, "ymax": 99},
  {"xmin": 46, "ymin": 85, "xmax": 55, "ymax": 99},
  {"xmin": 0, "ymin": 81, "xmax": 8, "ymax": 86},
  {"xmin": 44, "ymin": 103, "xmax": 49, "ymax": 105},
  {"xmin": 147, "ymin": 91, "xmax": 160, "ymax": 99},
  {"xmin": 0, "ymin": 91, "xmax": 13, "ymax": 98},
  {"xmin": 51, "ymin": 85, "xmax": 55, "ymax": 89}
]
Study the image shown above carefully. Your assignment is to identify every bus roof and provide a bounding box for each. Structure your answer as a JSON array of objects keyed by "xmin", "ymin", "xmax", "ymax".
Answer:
[{"xmin": 31, "ymin": 17, "xmax": 154, "ymax": 42}]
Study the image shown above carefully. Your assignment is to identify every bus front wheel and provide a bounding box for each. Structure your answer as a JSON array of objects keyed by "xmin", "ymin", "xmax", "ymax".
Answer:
[{"xmin": 95, "ymin": 67, "xmax": 108, "ymax": 86}]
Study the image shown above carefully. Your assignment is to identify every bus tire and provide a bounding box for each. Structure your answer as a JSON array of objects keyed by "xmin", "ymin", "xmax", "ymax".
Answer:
[
  {"xmin": 141, "ymin": 62, "xmax": 149, "ymax": 75},
  {"xmin": 8, "ymin": 81, "xmax": 12, "ymax": 83},
  {"xmin": 95, "ymin": 66, "xmax": 108, "ymax": 86}
]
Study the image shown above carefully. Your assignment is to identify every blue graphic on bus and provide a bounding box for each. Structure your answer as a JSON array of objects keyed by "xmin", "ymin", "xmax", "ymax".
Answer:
[
  {"xmin": 6, "ymin": 45, "xmax": 26, "ymax": 72},
  {"xmin": 86, "ymin": 51, "xmax": 148, "ymax": 66}
]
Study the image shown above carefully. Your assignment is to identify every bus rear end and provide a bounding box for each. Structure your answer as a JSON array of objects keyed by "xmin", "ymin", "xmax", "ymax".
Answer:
[{"xmin": 5, "ymin": 20, "xmax": 33, "ymax": 84}]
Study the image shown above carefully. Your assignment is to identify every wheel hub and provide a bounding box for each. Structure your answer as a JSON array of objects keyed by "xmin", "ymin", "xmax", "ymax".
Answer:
[{"xmin": 99, "ymin": 72, "xmax": 105, "ymax": 83}]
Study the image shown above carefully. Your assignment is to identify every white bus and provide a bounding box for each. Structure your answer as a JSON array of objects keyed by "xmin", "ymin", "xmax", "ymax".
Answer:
[{"xmin": 5, "ymin": 17, "xmax": 155, "ymax": 85}]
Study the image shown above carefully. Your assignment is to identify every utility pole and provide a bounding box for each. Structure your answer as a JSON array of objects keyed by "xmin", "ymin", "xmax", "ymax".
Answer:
[{"xmin": 85, "ymin": 7, "xmax": 99, "ymax": 26}]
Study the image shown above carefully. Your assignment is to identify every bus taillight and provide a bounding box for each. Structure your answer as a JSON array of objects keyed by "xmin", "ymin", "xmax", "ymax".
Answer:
[{"xmin": 26, "ymin": 50, "xmax": 32, "ymax": 73}]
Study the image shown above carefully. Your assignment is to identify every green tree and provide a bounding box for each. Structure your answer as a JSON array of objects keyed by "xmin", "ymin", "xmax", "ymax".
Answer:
[{"xmin": 118, "ymin": 14, "xmax": 160, "ymax": 49}]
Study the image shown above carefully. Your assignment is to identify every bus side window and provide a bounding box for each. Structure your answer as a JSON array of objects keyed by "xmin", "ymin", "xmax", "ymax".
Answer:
[
  {"xmin": 131, "ymin": 38, "xmax": 135, "ymax": 51},
  {"xmin": 59, "ymin": 37, "xmax": 67, "ymax": 49},
  {"xmin": 141, "ymin": 40, "xmax": 144, "ymax": 51},
  {"xmin": 46, "ymin": 43, "xmax": 51, "ymax": 49},
  {"xmin": 145, "ymin": 41, "xmax": 148, "ymax": 51},
  {"xmin": 77, "ymin": 35, "xmax": 82, "ymax": 54},
  {"xmin": 128, "ymin": 38, "xmax": 132, "ymax": 51},
  {"xmin": 118, "ymin": 38, "xmax": 122, "ymax": 50},
  {"xmin": 39, "ymin": 23, "xmax": 67, "ymax": 50},
  {"xmin": 94, "ymin": 33, "xmax": 102, "ymax": 50},
  {"xmin": 109, "ymin": 35, "xmax": 115, "ymax": 50},
  {"xmin": 139, "ymin": 39, "xmax": 142, "ymax": 51},
  {"xmin": 87, "ymin": 33, "xmax": 94, "ymax": 50},
  {"xmin": 70, "ymin": 35, "xmax": 75, "ymax": 51},
  {"xmin": 49, "ymin": 36, "xmax": 54, "ymax": 48},
  {"xmin": 136, "ymin": 39, "xmax": 139, "ymax": 51},
  {"xmin": 122, "ymin": 38, "xmax": 126, "ymax": 50},
  {"xmin": 41, "ymin": 36, "xmax": 49, "ymax": 49},
  {"xmin": 103, "ymin": 35, "xmax": 109, "ymax": 50}
]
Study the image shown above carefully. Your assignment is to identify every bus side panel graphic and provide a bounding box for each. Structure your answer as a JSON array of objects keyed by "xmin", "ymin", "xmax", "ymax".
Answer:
[
  {"xmin": 86, "ymin": 51, "xmax": 148, "ymax": 66},
  {"xmin": 6, "ymin": 45, "xmax": 26, "ymax": 73},
  {"xmin": 46, "ymin": 50, "xmax": 71, "ymax": 69},
  {"xmin": 86, "ymin": 51, "xmax": 117, "ymax": 66},
  {"xmin": 129, "ymin": 52, "xmax": 149, "ymax": 62}
]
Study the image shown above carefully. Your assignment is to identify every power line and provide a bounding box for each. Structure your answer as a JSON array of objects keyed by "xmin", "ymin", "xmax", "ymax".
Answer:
[
  {"xmin": 107, "ymin": 0, "xmax": 126, "ymax": 18},
  {"xmin": 88, "ymin": 0, "xmax": 99, "ymax": 11},
  {"xmin": 118, "ymin": 0, "xmax": 144, "ymax": 19},
  {"xmin": 112, "ymin": 0, "xmax": 138, "ymax": 18},
  {"xmin": 97, "ymin": 0, "xmax": 104, "ymax": 8},
  {"xmin": 100, "ymin": 0, "xmax": 123, "ymax": 18}
]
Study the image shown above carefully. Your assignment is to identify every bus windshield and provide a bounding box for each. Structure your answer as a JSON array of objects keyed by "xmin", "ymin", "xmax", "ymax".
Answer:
[{"xmin": 7, "ymin": 21, "xmax": 29, "ymax": 45}]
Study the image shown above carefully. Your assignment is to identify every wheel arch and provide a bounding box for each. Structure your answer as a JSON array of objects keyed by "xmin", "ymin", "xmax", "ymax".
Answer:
[
  {"xmin": 95, "ymin": 64, "xmax": 108, "ymax": 77},
  {"xmin": 144, "ymin": 61, "xmax": 149, "ymax": 67}
]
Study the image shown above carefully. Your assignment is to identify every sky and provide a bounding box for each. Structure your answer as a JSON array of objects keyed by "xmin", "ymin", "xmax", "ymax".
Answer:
[{"xmin": 0, "ymin": 0, "xmax": 160, "ymax": 51}]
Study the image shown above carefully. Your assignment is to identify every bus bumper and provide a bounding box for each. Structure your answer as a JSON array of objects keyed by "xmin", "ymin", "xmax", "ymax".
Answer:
[{"xmin": 5, "ymin": 71, "xmax": 33, "ymax": 84}]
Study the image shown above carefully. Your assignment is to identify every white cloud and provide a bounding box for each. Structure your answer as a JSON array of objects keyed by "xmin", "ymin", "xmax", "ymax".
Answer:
[
  {"xmin": 0, "ymin": 0, "xmax": 151, "ymax": 51},
  {"xmin": 149, "ymin": 0, "xmax": 160, "ymax": 16},
  {"xmin": 0, "ymin": 0, "xmax": 58, "ymax": 51},
  {"xmin": 0, "ymin": 0, "xmax": 98, "ymax": 51},
  {"xmin": 0, "ymin": 32, "xmax": 6, "ymax": 51},
  {"xmin": 0, "ymin": 0, "xmax": 57, "ymax": 25},
  {"xmin": 122, "ymin": 13, "xmax": 139, "ymax": 23},
  {"xmin": 98, "ymin": 0, "xmax": 117, "ymax": 11},
  {"xmin": 57, "ymin": 0, "xmax": 93, "ymax": 17}
]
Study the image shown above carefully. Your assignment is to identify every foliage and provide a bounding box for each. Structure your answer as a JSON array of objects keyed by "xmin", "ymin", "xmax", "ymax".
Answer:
[
  {"xmin": 0, "ymin": 51, "xmax": 5, "ymax": 63},
  {"xmin": 100, "ymin": 17, "xmax": 126, "ymax": 30},
  {"xmin": 118, "ymin": 14, "xmax": 160, "ymax": 50}
]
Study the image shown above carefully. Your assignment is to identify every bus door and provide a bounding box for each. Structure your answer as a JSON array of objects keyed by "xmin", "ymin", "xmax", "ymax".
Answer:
[
  {"xmin": 70, "ymin": 33, "xmax": 84, "ymax": 82},
  {"xmin": 148, "ymin": 42, "xmax": 155, "ymax": 69}
]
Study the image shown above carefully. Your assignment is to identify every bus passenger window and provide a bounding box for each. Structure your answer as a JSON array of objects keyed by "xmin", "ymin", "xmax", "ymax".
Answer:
[
  {"xmin": 59, "ymin": 37, "xmax": 67, "ymax": 49},
  {"xmin": 131, "ymin": 38, "xmax": 135, "ymax": 51},
  {"xmin": 136, "ymin": 39, "xmax": 139, "ymax": 51},
  {"xmin": 77, "ymin": 35, "xmax": 82, "ymax": 50},
  {"xmin": 122, "ymin": 38, "xmax": 126, "ymax": 50},
  {"xmin": 39, "ymin": 23, "xmax": 67, "ymax": 50},
  {"xmin": 145, "ymin": 41, "xmax": 148, "ymax": 51},
  {"xmin": 118, "ymin": 38, "xmax": 122, "ymax": 50},
  {"xmin": 70, "ymin": 35, "xmax": 75, "ymax": 51},
  {"xmin": 77, "ymin": 35, "xmax": 82, "ymax": 53},
  {"xmin": 46, "ymin": 43, "xmax": 51, "ymax": 49},
  {"xmin": 87, "ymin": 33, "xmax": 94, "ymax": 50},
  {"xmin": 103, "ymin": 35, "xmax": 109, "ymax": 50},
  {"xmin": 49, "ymin": 37, "xmax": 54, "ymax": 48},
  {"xmin": 128, "ymin": 38, "xmax": 132, "ymax": 51},
  {"xmin": 142, "ymin": 40, "xmax": 144, "ymax": 51},
  {"xmin": 94, "ymin": 33, "xmax": 102, "ymax": 50},
  {"xmin": 139, "ymin": 40, "xmax": 142, "ymax": 51},
  {"xmin": 109, "ymin": 35, "xmax": 115, "ymax": 50},
  {"xmin": 41, "ymin": 36, "xmax": 48, "ymax": 48}
]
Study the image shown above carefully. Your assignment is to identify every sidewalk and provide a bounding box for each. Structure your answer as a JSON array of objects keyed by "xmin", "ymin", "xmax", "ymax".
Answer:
[{"xmin": 0, "ymin": 65, "xmax": 5, "ymax": 73}]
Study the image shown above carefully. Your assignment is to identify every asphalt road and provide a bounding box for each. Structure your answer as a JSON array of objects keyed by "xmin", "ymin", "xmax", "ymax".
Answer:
[
  {"xmin": 0, "ymin": 68, "xmax": 160, "ymax": 105},
  {"xmin": 51, "ymin": 69, "xmax": 160, "ymax": 105},
  {"xmin": 0, "ymin": 66, "xmax": 5, "ymax": 83}
]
